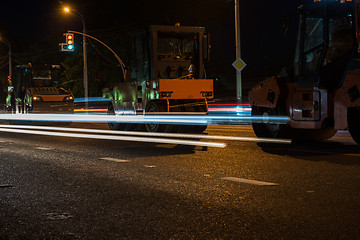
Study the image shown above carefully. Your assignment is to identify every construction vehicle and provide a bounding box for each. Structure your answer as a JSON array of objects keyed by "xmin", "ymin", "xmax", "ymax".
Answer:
[
  {"xmin": 249, "ymin": 0, "xmax": 360, "ymax": 144},
  {"xmin": 105, "ymin": 24, "xmax": 213, "ymax": 132},
  {"xmin": 6, "ymin": 63, "xmax": 74, "ymax": 114}
]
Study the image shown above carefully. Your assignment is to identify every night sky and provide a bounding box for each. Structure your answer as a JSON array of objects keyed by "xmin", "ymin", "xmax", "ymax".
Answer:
[{"xmin": 0, "ymin": 0, "xmax": 307, "ymax": 95}]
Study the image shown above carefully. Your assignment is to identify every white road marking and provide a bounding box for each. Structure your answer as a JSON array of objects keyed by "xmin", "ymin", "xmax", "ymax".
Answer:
[
  {"xmin": 220, "ymin": 177, "xmax": 279, "ymax": 186},
  {"xmin": 0, "ymin": 124, "xmax": 291, "ymax": 144},
  {"xmin": 144, "ymin": 165, "xmax": 156, "ymax": 168},
  {"xmin": 46, "ymin": 212, "xmax": 74, "ymax": 220},
  {"xmin": 34, "ymin": 147, "xmax": 52, "ymax": 150},
  {"xmin": 99, "ymin": 157, "xmax": 131, "ymax": 163}
]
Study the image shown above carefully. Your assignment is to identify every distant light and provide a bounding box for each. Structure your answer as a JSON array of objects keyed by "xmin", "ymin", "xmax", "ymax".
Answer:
[
  {"xmin": 32, "ymin": 96, "xmax": 43, "ymax": 101},
  {"xmin": 64, "ymin": 7, "xmax": 70, "ymax": 13}
]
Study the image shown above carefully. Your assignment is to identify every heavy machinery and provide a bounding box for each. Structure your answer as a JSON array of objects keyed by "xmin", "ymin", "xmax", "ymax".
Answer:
[
  {"xmin": 6, "ymin": 64, "xmax": 74, "ymax": 114},
  {"xmin": 249, "ymin": 0, "xmax": 360, "ymax": 144},
  {"xmin": 105, "ymin": 24, "xmax": 213, "ymax": 132}
]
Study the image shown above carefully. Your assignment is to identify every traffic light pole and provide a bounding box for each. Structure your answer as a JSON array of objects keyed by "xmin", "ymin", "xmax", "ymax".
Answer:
[
  {"xmin": 235, "ymin": 0, "xmax": 242, "ymax": 101},
  {"xmin": 65, "ymin": 10, "xmax": 89, "ymax": 113},
  {"xmin": 9, "ymin": 43, "xmax": 11, "ymax": 80},
  {"xmin": 83, "ymin": 26, "xmax": 88, "ymax": 113}
]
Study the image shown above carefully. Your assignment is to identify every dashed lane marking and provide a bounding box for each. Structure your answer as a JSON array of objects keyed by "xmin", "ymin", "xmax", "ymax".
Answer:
[
  {"xmin": 99, "ymin": 157, "xmax": 132, "ymax": 163},
  {"xmin": 144, "ymin": 165, "xmax": 156, "ymax": 168},
  {"xmin": 34, "ymin": 147, "xmax": 52, "ymax": 150},
  {"xmin": 220, "ymin": 177, "xmax": 279, "ymax": 186}
]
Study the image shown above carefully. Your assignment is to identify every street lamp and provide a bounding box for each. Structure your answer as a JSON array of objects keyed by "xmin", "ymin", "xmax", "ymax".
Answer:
[
  {"xmin": 0, "ymin": 36, "xmax": 12, "ymax": 83},
  {"xmin": 64, "ymin": 6, "xmax": 88, "ymax": 111}
]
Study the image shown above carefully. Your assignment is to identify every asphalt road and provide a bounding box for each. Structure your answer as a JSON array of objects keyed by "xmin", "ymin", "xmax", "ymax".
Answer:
[{"xmin": 0, "ymin": 123, "xmax": 360, "ymax": 239}]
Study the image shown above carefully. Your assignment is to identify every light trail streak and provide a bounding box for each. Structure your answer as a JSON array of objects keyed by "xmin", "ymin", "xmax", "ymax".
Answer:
[
  {"xmin": 74, "ymin": 108, "xmax": 108, "ymax": 112},
  {"xmin": 209, "ymin": 104, "xmax": 250, "ymax": 106},
  {"xmin": 0, "ymin": 126, "xmax": 226, "ymax": 148},
  {"xmin": 208, "ymin": 108, "xmax": 251, "ymax": 113},
  {"xmin": 0, "ymin": 114, "xmax": 207, "ymax": 125},
  {"xmin": 0, "ymin": 113, "xmax": 289, "ymax": 125},
  {"xmin": 208, "ymin": 103, "xmax": 252, "ymax": 114},
  {"xmin": 74, "ymin": 97, "xmax": 110, "ymax": 102},
  {"xmin": 0, "ymin": 125, "xmax": 292, "ymax": 144}
]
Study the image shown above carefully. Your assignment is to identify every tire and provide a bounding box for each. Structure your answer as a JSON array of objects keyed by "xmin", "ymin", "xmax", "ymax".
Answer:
[
  {"xmin": 145, "ymin": 101, "xmax": 170, "ymax": 132},
  {"xmin": 251, "ymin": 106, "xmax": 337, "ymax": 141},
  {"xmin": 107, "ymin": 104, "xmax": 133, "ymax": 131},
  {"xmin": 171, "ymin": 104, "xmax": 207, "ymax": 133},
  {"xmin": 251, "ymin": 106, "xmax": 290, "ymax": 138},
  {"xmin": 348, "ymin": 107, "xmax": 360, "ymax": 145}
]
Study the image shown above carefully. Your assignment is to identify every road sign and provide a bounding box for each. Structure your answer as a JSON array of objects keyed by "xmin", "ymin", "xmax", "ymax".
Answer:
[{"xmin": 232, "ymin": 58, "xmax": 247, "ymax": 72}]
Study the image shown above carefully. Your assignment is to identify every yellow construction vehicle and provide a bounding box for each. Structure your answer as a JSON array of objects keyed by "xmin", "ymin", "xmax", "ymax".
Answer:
[
  {"xmin": 249, "ymin": 0, "xmax": 360, "ymax": 144},
  {"xmin": 106, "ymin": 24, "xmax": 213, "ymax": 132}
]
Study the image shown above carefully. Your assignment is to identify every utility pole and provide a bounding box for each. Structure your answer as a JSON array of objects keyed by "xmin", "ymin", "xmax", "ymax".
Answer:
[
  {"xmin": 235, "ymin": 0, "xmax": 242, "ymax": 101},
  {"xmin": 83, "ymin": 24, "xmax": 88, "ymax": 112},
  {"xmin": 8, "ymin": 43, "xmax": 11, "ymax": 80}
]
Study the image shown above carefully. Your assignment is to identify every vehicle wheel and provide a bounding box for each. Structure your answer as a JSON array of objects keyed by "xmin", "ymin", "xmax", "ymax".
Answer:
[
  {"xmin": 172, "ymin": 104, "xmax": 208, "ymax": 133},
  {"xmin": 107, "ymin": 104, "xmax": 133, "ymax": 131},
  {"xmin": 145, "ymin": 101, "xmax": 170, "ymax": 132},
  {"xmin": 251, "ymin": 106, "xmax": 290, "ymax": 138},
  {"xmin": 348, "ymin": 107, "xmax": 360, "ymax": 145}
]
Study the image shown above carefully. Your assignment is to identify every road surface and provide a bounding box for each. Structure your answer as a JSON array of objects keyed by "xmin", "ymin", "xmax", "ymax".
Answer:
[{"xmin": 0, "ymin": 123, "xmax": 359, "ymax": 239}]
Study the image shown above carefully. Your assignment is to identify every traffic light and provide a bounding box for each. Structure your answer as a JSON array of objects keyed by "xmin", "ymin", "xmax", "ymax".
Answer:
[
  {"xmin": 59, "ymin": 33, "xmax": 74, "ymax": 52},
  {"xmin": 66, "ymin": 33, "xmax": 74, "ymax": 50}
]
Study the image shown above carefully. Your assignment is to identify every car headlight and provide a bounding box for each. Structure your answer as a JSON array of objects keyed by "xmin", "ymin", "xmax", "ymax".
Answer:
[
  {"xmin": 32, "ymin": 96, "xmax": 43, "ymax": 102},
  {"xmin": 63, "ymin": 96, "xmax": 74, "ymax": 102}
]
